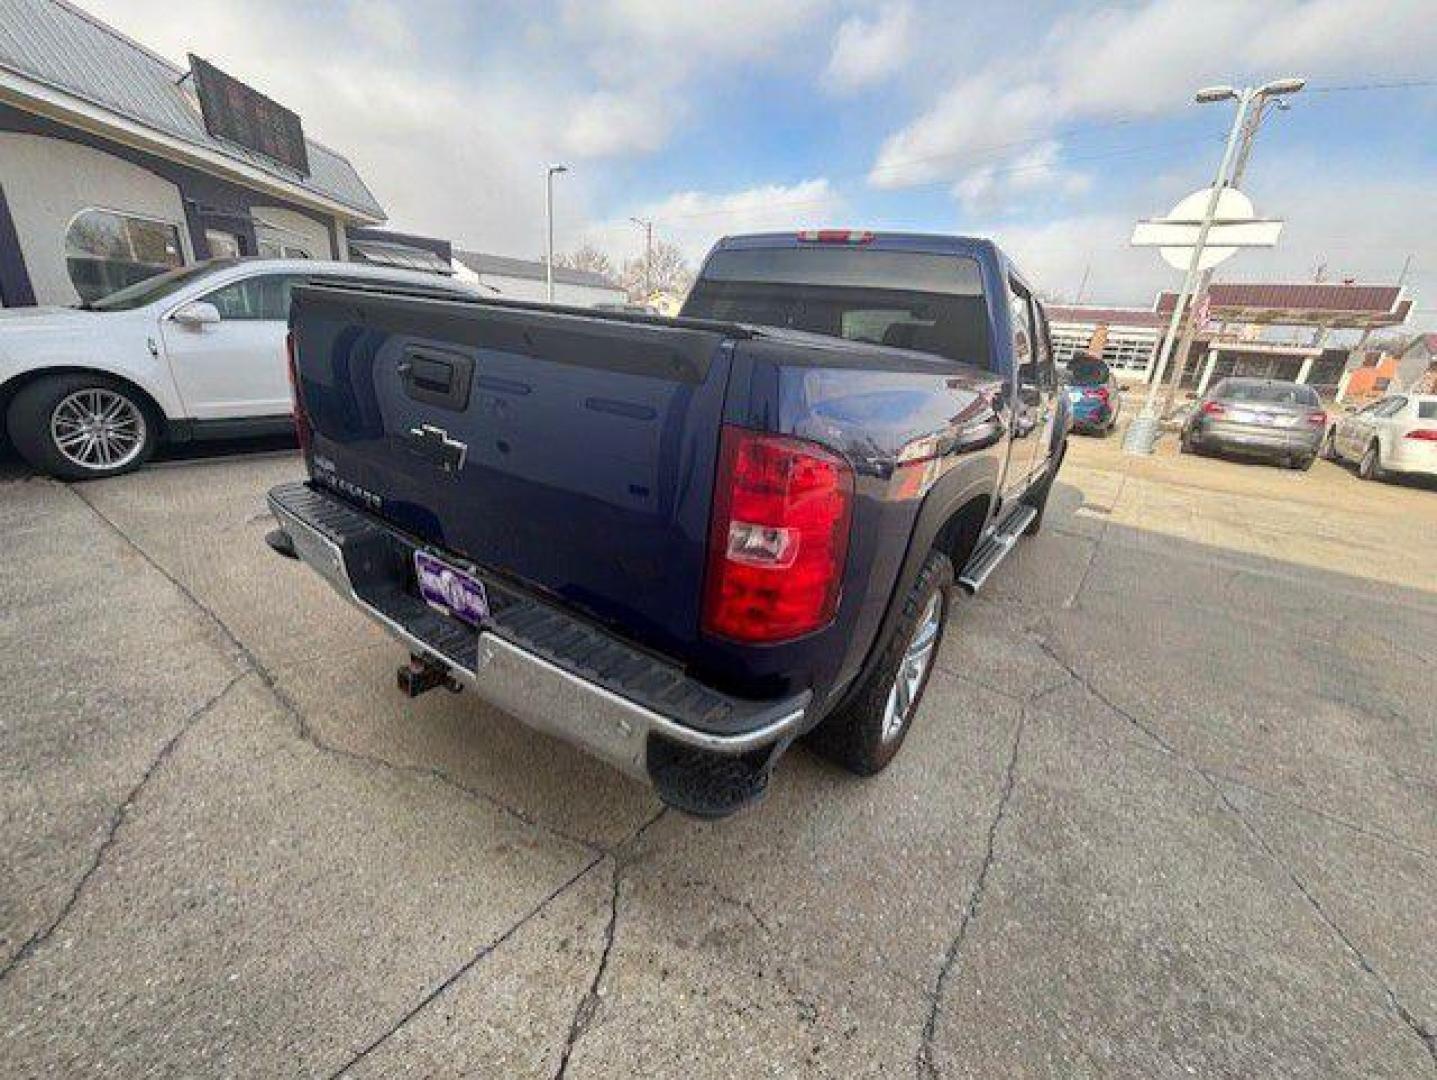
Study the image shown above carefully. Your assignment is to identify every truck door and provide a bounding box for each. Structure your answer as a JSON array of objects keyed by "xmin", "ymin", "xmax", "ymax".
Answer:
[
  {"xmin": 1029, "ymin": 300, "xmax": 1060, "ymax": 478},
  {"xmin": 1000, "ymin": 277, "xmax": 1042, "ymax": 502}
]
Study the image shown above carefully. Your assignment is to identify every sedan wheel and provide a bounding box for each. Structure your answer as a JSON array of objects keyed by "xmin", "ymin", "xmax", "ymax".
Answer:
[
  {"xmin": 50, "ymin": 388, "xmax": 148, "ymax": 472},
  {"xmin": 1358, "ymin": 442, "xmax": 1384, "ymax": 482}
]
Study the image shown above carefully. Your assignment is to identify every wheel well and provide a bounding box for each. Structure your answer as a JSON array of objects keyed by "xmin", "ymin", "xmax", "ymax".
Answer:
[
  {"xmin": 932, "ymin": 494, "xmax": 991, "ymax": 573},
  {"xmin": 0, "ymin": 368, "xmax": 170, "ymax": 441}
]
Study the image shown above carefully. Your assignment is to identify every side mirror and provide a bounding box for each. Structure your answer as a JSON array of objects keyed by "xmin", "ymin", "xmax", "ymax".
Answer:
[{"xmin": 172, "ymin": 301, "xmax": 220, "ymax": 328}]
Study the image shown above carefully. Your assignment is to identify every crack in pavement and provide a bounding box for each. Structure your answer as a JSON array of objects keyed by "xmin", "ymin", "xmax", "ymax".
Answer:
[
  {"xmin": 328, "ymin": 852, "xmax": 607, "ymax": 1078},
  {"xmin": 69, "ymin": 485, "xmax": 605, "ymax": 854},
  {"xmin": 916, "ymin": 702, "xmax": 1027, "ymax": 1079},
  {"xmin": 0, "ymin": 669, "xmax": 247, "ymax": 985},
  {"xmin": 551, "ymin": 807, "xmax": 667, "ymax": 1079},
  {"xmin": 1035, "ymin": 635, "xmax": 1437, "ymax": 1070}
]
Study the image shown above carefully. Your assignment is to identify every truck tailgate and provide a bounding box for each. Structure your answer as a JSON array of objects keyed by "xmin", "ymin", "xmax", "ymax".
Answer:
[{"xmin": 290, "ymin": 286, "xmax": 736, "ymax": 663}]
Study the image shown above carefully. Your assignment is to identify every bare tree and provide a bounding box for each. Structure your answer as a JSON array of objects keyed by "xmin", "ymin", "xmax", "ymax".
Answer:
[
  {"xmin": 552, "ymin": 244, "xmax": 617, "ymax": 282},
  {"xmin": 620, "ymin": 238, "xmax": 693, "ymax": 301}
]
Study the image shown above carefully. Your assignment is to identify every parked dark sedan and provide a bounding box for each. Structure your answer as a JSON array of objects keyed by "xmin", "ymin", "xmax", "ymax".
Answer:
[
  {"xmin": 1180, "ymin": 377, "xmax": 1326, "ymax": 469},
  {"xmin": 1062, "ymin": 356, "xmax": 1121, "ymax": 435}
]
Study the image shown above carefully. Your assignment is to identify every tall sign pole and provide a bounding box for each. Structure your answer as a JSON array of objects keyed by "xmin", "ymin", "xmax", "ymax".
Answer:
[
  {"xmin": 1159, "ymin": 98, "xmax": 1271, "ymax": 414},
  {"xmin": 1123, "ymin": 90, "xmax": 1253, "ymax": 455}
]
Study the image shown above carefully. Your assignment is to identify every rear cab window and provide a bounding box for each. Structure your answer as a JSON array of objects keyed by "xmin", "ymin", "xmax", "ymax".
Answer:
[
  {"xmin": 682, "ymin": 245, "xmax": 993, "ymax": 370},
  {"xmin": 1066, "ymin": 357, "xmax": 1111, "ymax": 386}
]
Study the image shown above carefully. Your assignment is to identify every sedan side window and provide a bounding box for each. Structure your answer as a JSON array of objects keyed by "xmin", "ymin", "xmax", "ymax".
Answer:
[{"xmin": 202, "ymin": 275, "xmax": 293, "ymax": 321}]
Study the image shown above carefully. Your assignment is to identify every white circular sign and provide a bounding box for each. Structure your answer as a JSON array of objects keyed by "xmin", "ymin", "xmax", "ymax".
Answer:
[{"xmin": 1159, "ymin": 187, "xmax": 1254, "ymax": 271}]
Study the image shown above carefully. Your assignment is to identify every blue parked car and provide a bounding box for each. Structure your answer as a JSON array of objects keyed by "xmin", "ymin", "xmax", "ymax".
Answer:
[{"xmin": 1062, "ymin": 355, "xmax": 1121, "ymax": 435}]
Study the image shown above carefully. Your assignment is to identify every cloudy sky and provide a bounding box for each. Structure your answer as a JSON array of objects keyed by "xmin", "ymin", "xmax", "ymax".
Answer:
[{"xmin": 84, "ymin": 0, "xmax": 1437, "ymax": 312}]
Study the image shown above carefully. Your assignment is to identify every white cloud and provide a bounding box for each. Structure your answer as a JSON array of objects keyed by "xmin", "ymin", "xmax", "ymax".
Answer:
[
  {"xmin": 562, "ymin": 90, "xmax": 676, "ymax": 158},
  {"xmin": 871, "ymin": 0, "xmax": 1437, "ymax": 194},
  {"xmin": 824, "ymin": 3, "xmax": 914, "ymax": 93},
  {"xmin": 951, "ymin": 139, "xmax": 1092, "ymax": 211},
  {"xmin": 587, "ymin": 179, "xmax": 845, "ymax": 264}
]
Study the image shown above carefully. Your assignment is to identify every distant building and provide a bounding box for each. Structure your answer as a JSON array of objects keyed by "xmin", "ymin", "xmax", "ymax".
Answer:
[
  {"xmin": 1396, "ymin": 334, "xmax": 1437, "ymax": 393},
  {"xmin": 1045, "ymin": 306, "xmax": 1164, "ymax": 382},
  {"xmin": 0, "ymin": 0, "xmax": 385, "ymax": 307},
  {"xmin": 1048, "ymin": 282, "xmax": 1413, "ymax": 397},
  {"xmin": 451, "ymin": 251, "xmax": 626, "ymax": 308}
]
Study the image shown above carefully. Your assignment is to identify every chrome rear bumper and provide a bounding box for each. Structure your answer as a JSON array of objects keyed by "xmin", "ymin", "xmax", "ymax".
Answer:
[{"xmin": 267, "ymin": 483, "xmax": 808, "ymax": 810}]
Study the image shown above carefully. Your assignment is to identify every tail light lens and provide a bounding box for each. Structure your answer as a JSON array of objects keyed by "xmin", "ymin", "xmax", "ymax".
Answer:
[
  {"xmin": 1089, "ymin": 386, "xmax": 1111, "ymax": 404},
  {"xmin": 702, "ymin": 426, "xmax": 853, "ymax": 643},
  {"xmin": 1405, "ymin": 429, "xmax": 1437, "ymax": 441},
  {"xmin": 286, "ymin": 330, "xmax": 312, "ymax": 454},
  {"xmin": 1201, "ymin": 401, "xmax": 1226, "ymax": 417},
  {"xmin": 1306, "ymin": 410, "xmax": 1328, "ymax": 426}
]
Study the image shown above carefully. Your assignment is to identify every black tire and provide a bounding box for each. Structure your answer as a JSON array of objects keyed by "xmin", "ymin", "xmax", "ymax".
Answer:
[
  {"xmin": 1358, "ymin": 440, "xmax": 1384, "ymax": 482},
  {"xmin": 1294, "ymin": 455, "xmax": 1315, "ymax": 472},
  {"xmin": 807, "ymin": 549, "xmax": 953, "ymax": 777},
  {"xmin": 1180, "ymin": 429, "xmax": 1195, "ymax": 454},
  {"xmin": 6, "ymin": 374, "xmax": 158, "ymax": 481},
  {"xmin": 1022, "ymin": 440, "xmax": 1065, "ymax": 536},
  {"xmin": 1320, "ymin": 429, "xmax": 1337, "ymax": 462}
]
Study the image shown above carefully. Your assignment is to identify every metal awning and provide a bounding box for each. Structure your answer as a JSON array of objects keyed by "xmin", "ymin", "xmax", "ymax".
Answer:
[{"xmin": 348, "ymin": 239, "xmax": 453, "ymax": 275}]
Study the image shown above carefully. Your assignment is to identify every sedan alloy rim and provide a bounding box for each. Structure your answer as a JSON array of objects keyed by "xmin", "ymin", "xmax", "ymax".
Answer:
[
  {"xmin": 882, "ymin": 591, "xmax": 943, "ymax": 741},
  {"xmin": 50, "ymin": 389, "xmax": 146, "ymax": 471}
]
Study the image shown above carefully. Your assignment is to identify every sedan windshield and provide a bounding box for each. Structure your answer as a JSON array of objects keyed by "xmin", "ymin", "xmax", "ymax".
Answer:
[{"xmin": 86, "ymin": 261, "xmax": 237, "ymax": 312}]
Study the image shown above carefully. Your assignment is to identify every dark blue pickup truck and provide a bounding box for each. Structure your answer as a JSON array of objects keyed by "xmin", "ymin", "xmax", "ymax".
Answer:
[{"xmin": 266, "ymin": 231, "xmax": 1069, "ymax": 816}]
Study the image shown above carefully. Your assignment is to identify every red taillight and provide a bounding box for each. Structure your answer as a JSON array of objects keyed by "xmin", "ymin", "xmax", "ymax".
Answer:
[
  {"xmin": 286, "ymin": 330, "xmax": 312, "ymax": 454},
  {"xmin": 797, "ymin": 229, "xmax": 875, "ymax": 245},
  {"xmin": 1306, "ymin": 410, "xmax": 1327, "ymax": 426},
  {"xmin": 1405, "ymin": 429, "xmax": 1437, "ymax": 441},
  {"xmin": 1088, "ymin": 386, "xmax": 1111, "ymax": 404},
  {"xmin": 702, "ymin": 426, "xmax": 853, "ymax": 644},
  {"xmin": 1201, "ymin": 401, "xmax": 1226, "ymax": 417}
]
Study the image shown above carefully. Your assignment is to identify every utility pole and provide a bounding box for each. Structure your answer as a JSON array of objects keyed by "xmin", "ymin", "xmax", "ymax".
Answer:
[
  {"xmin": 1158, "ymin": 90, "xmax": 1294, "ymax": 414},
  {"xmin": 1075, "ymin": 262, "xmax": 1091, "ymax": 304},
  {"xmin": 545, "ymin": 164, "xmax": 568, "ymax": 302},
  {"xmin": 1397, "ymin": 253, "xmax": 1413, "ymax": 287},
  {"xmin": 630, "ymin": 217, "xmax": 654, "ymax": 298}
]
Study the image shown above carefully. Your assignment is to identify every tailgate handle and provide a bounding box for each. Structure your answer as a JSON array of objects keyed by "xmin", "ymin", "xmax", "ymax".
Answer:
[{"xmin": 399, "ymin": 347, "xmax": 473, "ymax": 411}]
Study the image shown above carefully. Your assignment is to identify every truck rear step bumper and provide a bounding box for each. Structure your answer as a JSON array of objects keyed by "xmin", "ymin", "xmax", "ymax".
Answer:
[{"xmin": 266, "ymin": 482, "xmax": 809, "ymax": 816}]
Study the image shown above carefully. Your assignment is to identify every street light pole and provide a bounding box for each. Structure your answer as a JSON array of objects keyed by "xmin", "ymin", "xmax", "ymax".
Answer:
[
  {"xmin": 1159, "ymin": 84, "xmax": 1300, "ymax": 414},
  {"xmin": 545, "ymin": 164, "xmax": 568, "ymax": 303},
  {"xmin": 1123, "ymin": 87, "xmax": 1253, "ymax": 455},
  {"xmin": 630, "ymin": 216, "xmax": 653, "ymax": 298}
]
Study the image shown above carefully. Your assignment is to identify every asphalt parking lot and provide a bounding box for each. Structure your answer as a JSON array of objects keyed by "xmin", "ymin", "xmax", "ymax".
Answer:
[{"xmin": 2, "ymin": 435, "xmax": 1434, "ymax": 1078}]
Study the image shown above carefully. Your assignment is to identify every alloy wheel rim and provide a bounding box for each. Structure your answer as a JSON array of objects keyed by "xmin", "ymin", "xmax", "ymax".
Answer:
[
  {"xmin": 50, "ymin": 389, "xmax": 146, "ymax": 471},
  {"xmin": 881, "ymin": 591, "xmax": 943, "ymax": 742}
]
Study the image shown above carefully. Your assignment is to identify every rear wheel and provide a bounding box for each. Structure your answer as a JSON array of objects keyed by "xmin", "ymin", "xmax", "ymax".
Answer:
[
  {"xmin": 6, "ymin": 374, "xmax": 158, "ymax": 481},
  {"xmin": 808, "ymin": 549, "xmax": 952, "ymax": 777},
  {"xmin": 1358, "ymin": 441, "xmax": 1385, "ymax": 482}
]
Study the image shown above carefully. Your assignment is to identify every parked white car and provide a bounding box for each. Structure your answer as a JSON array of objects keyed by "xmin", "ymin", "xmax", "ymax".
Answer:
[
  {"xmin": 0, "ymin": 258, "xmax": 479, "ymax": 479},
  {"xmin": 1323, "ymin": 393, "xmax": 1437, "ymax": 481}
]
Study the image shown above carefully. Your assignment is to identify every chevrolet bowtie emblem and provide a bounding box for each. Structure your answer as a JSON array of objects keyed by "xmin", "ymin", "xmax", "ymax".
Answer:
[{"xmin": 406, "ymin": 424, "xmax": 468, "ymax": 474}]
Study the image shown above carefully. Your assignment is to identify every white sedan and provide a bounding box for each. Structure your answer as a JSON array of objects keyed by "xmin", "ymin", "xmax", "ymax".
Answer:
[
  {"xmin": 1323, "ymin": 393, "xmax": 1437, "ymax": 481},
  {"xmin": 0, "ymin": 258, "xmax": 478, "ymax": 479}
]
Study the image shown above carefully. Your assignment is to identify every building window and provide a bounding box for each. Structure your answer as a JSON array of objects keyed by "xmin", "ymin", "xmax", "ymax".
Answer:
[
  {"xmin": 257, "ymin": 238, "xmax": 314, "ymax": 259},
  {"xmin": 205, "ymin": 229, "xmax": 244, "ymax": 259},
  {"xmin": 65, "ymin": 208, "xmax": 184, "ymax": 302}
]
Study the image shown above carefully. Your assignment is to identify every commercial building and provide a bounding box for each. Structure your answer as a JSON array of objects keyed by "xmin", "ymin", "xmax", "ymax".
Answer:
[
  {"xmin": 452, "ymin": 251, "xmax": 626, "ymax": 308},
  {"xmin": 1049, "ymin": 281, "xmax": 1413, "ymax": 398},
  {"xmin": 0, "ymin": 0, "xmax": 385, "ymax": 307}
]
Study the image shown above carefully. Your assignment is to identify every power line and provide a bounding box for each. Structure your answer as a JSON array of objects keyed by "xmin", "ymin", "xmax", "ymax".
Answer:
[{"xmin": 1304, "ymin": 77, "xmax": 1437, "ymax": 94}]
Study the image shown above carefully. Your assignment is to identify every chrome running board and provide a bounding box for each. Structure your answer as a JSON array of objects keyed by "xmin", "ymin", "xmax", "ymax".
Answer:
[{"xmin": 958, "ymin": 503, "xmax": 1037, "ymax": 594}]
